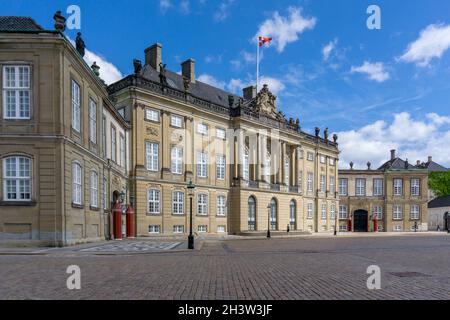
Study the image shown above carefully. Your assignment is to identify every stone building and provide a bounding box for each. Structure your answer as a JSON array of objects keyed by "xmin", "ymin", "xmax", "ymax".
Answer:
[
  {"xmin": 0, "ymin": 17, "xmax": 130, "ymax": 245},
  {"xmin": 338, "ymin": 150, "xmax": 429, "ymax": 232},
  {"xmin": 428, "ymin": 196, "xmax": 450, "ymax": 231},
  {"xmin": 108, "ymin": 44, "xmax": 340, "ymax": 236}
]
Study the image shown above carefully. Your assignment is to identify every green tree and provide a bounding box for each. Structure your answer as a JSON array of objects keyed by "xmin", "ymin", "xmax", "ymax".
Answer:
[{"xmin": 429, "ymin": 172, "xmax": 450, "ymax": 197}]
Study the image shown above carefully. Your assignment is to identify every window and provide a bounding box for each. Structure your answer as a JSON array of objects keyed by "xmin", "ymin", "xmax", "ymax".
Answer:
[
  {"xmin": 243, "ymin": 148, "xmax": 249, "ymax": 181},
  {"xmin": 264, "ymin": 151, "xmax": 271, "ymax": 179},
  {"xmin": 216, "ymin": 128, "xmax": 226, "ymax": 140},
  {"xmin": 149, "ymin": 225, "xmax": 160, "ymax": 234},
  {"xmin": 290, "ymin": 200, "xmax": 296, "ymax": 228},
  {"xmin": 394, "ymin": 179, "xmax": 403, "ymax": 196},
  {"xmin": 339, "ymin": 205, "xmax": 348, "ymax": 219},
  {"xmin": 320, "ymin": 155, "xmax": 326, "ymax": 164},
  {"xmin": 320, "ymin": 175, "xmax": 326, "ymax": 193},
  {"xmin": 90, "ymin": 171, "xmax": 98, "ymax": 208},
  {"xmin": 307, "ymin": 203, "xmax": 314, "ymax": 219},
  {"xmin": 330, "ymin": 204, "xmax": 336, "ymax": 220},
  {"xmin": 146, "ymin": 142, "xmax": 159, "ymax": 171},
  {"xmin": 197, "ymin": 123, "xmax": 208, "ymax": 135},
  {"xmin": 248, "ymin": 196, "xmax": 256, "ymax": 230},
  {"xmin": 148, "ymin": 189, "xmax": 160, "ymax": 215},
  {"xmin": 216, "ymin": 155, "xmax": 226, "ymax": 180},
  {"xmin": 145, "ymin": 108, "xmax": 159, "ymax": 122},
  {"xmin": 307, "ymin": 172, "xmax": 314, "ymax": 192},
  {"xmin": 171, "ymin": 115, "xmax": 183, "ymax": 128},
  {"xmin": 171, "ymin": 146, "xmax": 183, "ymax": 174},
  {"xmin": 120, "ymin": 135, "xmax": 125, "ymax": 167},
  {"xmin": 197, "ymin": 194, "xmax": 208, "ymax": 215},
  {"xmin": 393, "ymin": 225, "xmax": 402, "ymax": 232},
  {"xmin": 71, "ymin": 80, "xmax": 81, "ymax": 131},
  {"xmin": 339, "ymin": 225, "xmax": 348, "ymax": 232},
  {"xmin": 72, "ymin": 162, "xmax": 82, "ymax": 205},
  {"xmin": 307, "ymin": 152, "xmax": 314, "ymax": 161},
  {"xmin": 103, "ymin": 176, "xmax": 108, "ymax": 210},
  {"xmin": 111, "ymin": 126, "xmax": 117, "ymax": 162},
  {"xmin": 173, "ymin": 225, "xmax": 184, "ymax": 234},
  {"xmin": 197, "ymin": 151, "xmax": 207, "ymax": 178},
  {"xmin": 269, "ymin": 198, "xmax": 277, "ymax": 230},
  {"xmin": 284, "ymin": 157, "xmax": 290, "ymax": 185},
  {"xmin": 217, "ymin": 195, "xmax": 226, "ymax": 216},
  {"xmin": 373, "ymin": 179, "xmax": 383, "ymax": 196},
  {"xmin": 321, "ymin": 203, "xmax": 327, "ymax": 220},
  {"xmin": 102, "ymin": 116, "xmax": 107, "ymax": 159},
  {"xmin": 89, "ymin": 99, "xmax": 97, "ymax": 143},
  {"xmin": 393, "ymin": 205, "xmax": 403, "ymax": 220},
  {"xmin": 373, "ymin": 205, "xmax": 383, "ymax": 220},
  {"xmin": 198, "ymin": 225, "xmax": 207, "ymax": 233},
  {"xmin": 117, "ymin": 107, "xmax": 125, "ymax": 118},
  {"xmin": 217, "ymin": 225, "xmax": 226, "ymax": 233},
  {"xmin": 411, "ymin": 179, "xmax": 420, "ymax": 197},
  {"xmin": 410, "ymin": 205, "xmax": 420, "ymax": 220},
  {"xmin": 329, "ymin": 158, "xmax": 335, "ymax": 166},
  {"xmin": 356, "ymin": 178, "xmax": 366, "ymax": 196},
  {"xmin": 172, "ymin": 191, "xmax": 184, "ymax": 215},
  {"xmin": 3, "ymin": 65, "xmax": 31, "ymax": 119},
  {"xmin": 329, "ymin": 176, "xmax": 335, "ymax": 194},
  {"xmin": 3, "ymin": 156, "xmax": 31, "ymax": 201},
  {"xmin": 339, "ymin": 178, "xmax": 348, "ymax": 196}
]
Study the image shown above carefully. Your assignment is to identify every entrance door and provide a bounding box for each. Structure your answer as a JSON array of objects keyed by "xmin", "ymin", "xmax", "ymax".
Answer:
[
  {"xmin": 354, "ymin": 210, "xmax": 368, "ymax": 232},
  {"xmin": 445, "ymin": 212, "xmax": 449, "ymax": 231}
]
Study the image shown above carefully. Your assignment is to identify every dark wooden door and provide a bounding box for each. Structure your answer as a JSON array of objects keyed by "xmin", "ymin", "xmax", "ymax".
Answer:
[{"xmin": 354, "ymin": 210, "xmax": 368, "ymax": 232}]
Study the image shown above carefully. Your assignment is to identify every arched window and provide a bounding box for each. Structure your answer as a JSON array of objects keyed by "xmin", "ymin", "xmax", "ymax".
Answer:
[
  {"xmin": 3, "ymin": 156, "xmax": 31, "ymax": 201},
  {"xmin": 290, "ymin": 200, "xmax": 296, "ymax": 230},
  {"xmin": 248, "ymin": 196, "xmax": 256, "ymax": 230},
  {"xmin": 270, "ymin": 198, "xmax": 278, "ymax": 231}
]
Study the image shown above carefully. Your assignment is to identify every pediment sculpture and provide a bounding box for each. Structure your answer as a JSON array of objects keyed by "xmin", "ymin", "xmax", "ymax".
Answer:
[{"xmin": 250, "ymin": 84, "xmax": 284, "ymax": 121}]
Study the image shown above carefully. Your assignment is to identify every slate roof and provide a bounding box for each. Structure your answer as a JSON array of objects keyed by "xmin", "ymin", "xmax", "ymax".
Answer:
[
  {"xmin": 0, "ymin": 16, "xmax": 43, "ymax": 31},
  {"xmin": 418, "ymin": 161, "xmax": 448, "ymax": 172},
  {"xmin": 428, "ymin": 195, "xmax": 450, "ymax": 209},
  {"xmin": 377, "ymin": 158, "xmax": 417, "ymax": 170},
  {"xmin": 141, "ymin": 64, "xmax": 240, "ymax": 109}
]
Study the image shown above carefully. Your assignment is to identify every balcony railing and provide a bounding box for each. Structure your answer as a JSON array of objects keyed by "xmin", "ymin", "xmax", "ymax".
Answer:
[
  {"xmin": 289, "ymin": 186, "xmax": 299, "ymax": 193},
  {"xmin": 270, "ymin": 183, "xmax": 281, "ymax": 191},
  {"xmin": 248, "ymin": 180, "xmax": 259, "ymax": 189}
]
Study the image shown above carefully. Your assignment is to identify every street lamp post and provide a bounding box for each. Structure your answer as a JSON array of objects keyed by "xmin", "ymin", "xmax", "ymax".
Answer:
[
  {"xmin": 334, "ymin": 210, "xmax": 338, "ymax": 236},
  {"xmin": 187, "ymin": 179, "xmax": 195, "ymax": 249},
  {"xmin": 267, "ymin": 204, "xmax": 271, "ymax": 239}
]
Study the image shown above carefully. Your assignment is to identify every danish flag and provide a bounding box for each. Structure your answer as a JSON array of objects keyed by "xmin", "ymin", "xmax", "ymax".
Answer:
[{"xmin": 258, "ymin": 36, "xmax": 272, "ymax": 47}]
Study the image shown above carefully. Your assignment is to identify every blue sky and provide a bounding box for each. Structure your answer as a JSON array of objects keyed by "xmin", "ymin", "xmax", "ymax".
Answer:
[{"xmin": 3, "ymin": 0, "xmax": 450, "ymax": 168}]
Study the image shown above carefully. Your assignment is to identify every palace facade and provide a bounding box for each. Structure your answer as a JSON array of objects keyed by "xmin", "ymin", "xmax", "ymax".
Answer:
[
  {"xmin": 108, "ymin": 44, "xmax": 340, "ymax": 236},
  {"xmin": 338, "ymin": 150, "xmax": 429, "ymax": 232},
  {"xmin": 0, "ymin": 17, "xmax": 130, "ymax": 246},
  {"xmin": 0, "ymin": 15, "xmax": 340, "ymax": 245}
]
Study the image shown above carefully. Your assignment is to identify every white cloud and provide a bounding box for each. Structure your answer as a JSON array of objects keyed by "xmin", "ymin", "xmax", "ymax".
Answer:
[
  {"xmin": 350, "ymin": 61, "xmax": 390, "ymax": 83},
  {"xmin": 255, "ymin": 7, "xmax": 316, "ymax": 53},
  {"xmin": 214, "ymin": 0, "xmax": 235, "ymax": 22},
  {"xmin": 258, "ymin": 76, "xmax": 285, "ymax": 95},
  {"xmin": 180, "ymin": 0, "xmax": 190, "ymax": 14},
  {"xmin": 322, "ymin": 38, "xmax": 338, "ymax": 61},
  {"xmin": 399, "ymin": 23, "xmax": 450, "ymax": 67},
  {"xmin": 228, "ymin": 78, "xmax": 247, "ymax": 94},
  {"xmin": 197, "ymin": 74, "xmax": 226, "ymax": 89},
  {"xmin": 160, "ymin": 0, "xmax": 172, "ymax": 13},
  {"xmin": 230, "ymin": 51, "xmax": 257, "ymax": 70},
  {"xmin": 336, "ymin": 112, "xmax": 450, "ymax": 169},
  {"xmin": 205, "ymin": 54, "xmax": 222, "ymax": 64},
  {"xmin": 69, "ymin": 38, "xmax": 123, "ymax": 85}
]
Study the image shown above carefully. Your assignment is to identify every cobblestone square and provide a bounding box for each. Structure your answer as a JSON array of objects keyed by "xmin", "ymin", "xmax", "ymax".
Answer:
[{"xmin": 0, "ymin": 234, "xmax": 449, "ymax": 300}]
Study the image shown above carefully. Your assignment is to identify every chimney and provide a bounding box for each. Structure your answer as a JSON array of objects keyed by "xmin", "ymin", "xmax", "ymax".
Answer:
[
  {"xmin": 181, "ymin": 58, "xmax": 196, "ymax": 83},
  {"xmin": 428, "ymin": 156, "xmax": 433, "ymax": 163},
  {"xmin": 390, "ymin": 149, "xmax": 396, "ymax": 160},
  {"xmin": 243, "ymin": 86, "xmax": 257, "ymax": 100},
  {"xmin": 145, "ymin": 43, "xmax": 162, "ymax": 72}
]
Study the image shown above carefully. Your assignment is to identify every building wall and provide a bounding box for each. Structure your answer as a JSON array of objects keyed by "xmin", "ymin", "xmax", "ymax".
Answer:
[
  {"xmin": 428, "ymin": 207, "xmax": 450, "ymax": 230},
  {"xmin": 0, "ymin": 34, "xmax": 129, "ymax": 246}
]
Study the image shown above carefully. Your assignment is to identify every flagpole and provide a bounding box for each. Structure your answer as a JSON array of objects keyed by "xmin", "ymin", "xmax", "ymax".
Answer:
[{"xmin": 256, "ymin": 36, "xmax": 260, "ymax": 93}]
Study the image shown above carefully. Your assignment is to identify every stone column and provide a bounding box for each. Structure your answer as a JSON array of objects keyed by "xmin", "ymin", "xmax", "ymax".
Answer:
[
  {"xmin": 237, "ymin": 129, "xmax": 245, "ymax": 180},
  {"xmin": 249, "ymin": 131, "xmax": 257, "ymax": 181},
  {"xmin": 280, "ymin": 141, "xmax": 286, "ymax": 185},
  {"xmin": 184, "ymin": 117, "xmax": 194, "ymax": 181},
  {"xmin": 291, "ymin": 146, "xmax": 297, "ymax": 187}
]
